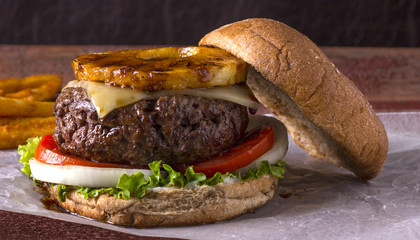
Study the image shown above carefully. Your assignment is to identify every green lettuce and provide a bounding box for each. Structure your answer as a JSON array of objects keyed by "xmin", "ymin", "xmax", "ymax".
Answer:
[
  {"xmin": 17, "ymin": 137, "xmax": 42, "ymax": 177},
  {"xmin": 18, "ymin": 138, "xmax": 285, "ymax": 202}
]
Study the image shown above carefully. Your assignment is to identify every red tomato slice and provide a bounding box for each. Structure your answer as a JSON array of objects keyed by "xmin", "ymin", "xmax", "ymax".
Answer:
[
  {"xmin": 34, "ymin": 135, "xmax": 142, "ymax": 168},
  {"xmin": 179, "ymin": 123, "xmax": 275, "ymax": 177}
]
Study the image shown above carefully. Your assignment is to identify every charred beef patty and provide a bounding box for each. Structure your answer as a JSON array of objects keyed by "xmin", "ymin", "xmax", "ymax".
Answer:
[{"xmin": 53, "ymin": 87, "xmax": 249, "ymax": 165}]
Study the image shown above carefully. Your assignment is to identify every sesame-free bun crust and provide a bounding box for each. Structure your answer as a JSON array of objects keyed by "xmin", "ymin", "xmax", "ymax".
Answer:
[
  {"xmin": 47, "ymin": 175, "xmax": 278, "ymax": 227},
  {"xmin": 200, "ymin": 18, "xmax": 388, "ymax": 180}
]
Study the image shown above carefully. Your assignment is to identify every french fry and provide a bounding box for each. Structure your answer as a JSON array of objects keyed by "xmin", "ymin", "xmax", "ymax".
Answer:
[
  {"xmin": 0, "ymin": 74, "xmax": 62, "ymax": 101},
  {"xmin": 4, "ymin": 78, "xmax": 62, "ymax": 101},
  {"xmin": 0, "ymin": 97, "xmax": 54, "ymax": 117},
  {"xmin": 0, "ymin": 74, "xmax": 61, "ymax": 92},
  {"xmin": 0, "ymin": 117, "xmax": 55, "ymax": 125},
  {"xmin": 0, "ymin": 117, "xmax": 56, "ymax": 149},
  {"xmin": 0, "ymin": 78, "xmax": 21, "ymax": 93},
  {"xmin": 0, "ymin": 74, "xmax": 61, "ymax": 149}
]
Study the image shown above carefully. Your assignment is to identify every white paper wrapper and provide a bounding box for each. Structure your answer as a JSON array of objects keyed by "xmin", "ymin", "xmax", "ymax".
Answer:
[{"xmin": 1, "ymin": 112, "xmax": 420, "ymax": 240}]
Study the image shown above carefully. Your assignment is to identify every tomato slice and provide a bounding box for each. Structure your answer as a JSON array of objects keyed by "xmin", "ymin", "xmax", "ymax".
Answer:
[
  {"xmin": 34, "ymin": 135, "xmax": 142, "ymax": 168},
  {"xmin": 178, "ymin": 123, "xmax": 275, "ymax": 177}
]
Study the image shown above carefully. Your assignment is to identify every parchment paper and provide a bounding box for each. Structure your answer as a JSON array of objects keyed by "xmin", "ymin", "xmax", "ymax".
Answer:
[{"xmin": 1, "ymin": 112, "xmax": 419, "ymax": 240}]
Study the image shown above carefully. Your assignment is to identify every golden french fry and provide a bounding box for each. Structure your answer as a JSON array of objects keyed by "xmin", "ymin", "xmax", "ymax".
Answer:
[
  {"xmin": 0, "ymin": 74, "xmax": 61, "ymax": 92},
  {"xmin": 0, "ymin": 78, "xmax": 21, "ymax": 93},
  {"xmin": 0, "ymin": 97, "xmax": 54, "ymax": 117},
  {"xmin": 0, "ymin": 74, "xmax": 62, "ymax": 101},
  {"xmin": 0, "ymin": 74, "xmax": 60, "ymax": 149},
  {"xmin": 0, "ymin": 117, "xmax": 55, "ymax": 149},
  {"xmin": 4, "ymin": 78, "xmax": 62, "ymax": 101},
  {"xmin": 0, "ymin": 117, "xmax": 54, "ymax": 125}
]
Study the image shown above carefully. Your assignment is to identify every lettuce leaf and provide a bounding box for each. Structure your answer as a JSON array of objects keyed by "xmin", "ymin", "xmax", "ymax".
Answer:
[
  {"xmin": 243, "ymin": 160, "xmax": 285, "ymax": 181},
  {"xmin": 17, "ymin": 137, "xmax": 42, "ymax": 177},
  {"xmin": 18, "ymin": 138, "xmax": 285, "ymax": 202},
  {"xmin": 163, "ymin": 163, "xmax": 186, "ymax": 188},
  {"xmin": 56, "ymin": 160, "xmax": 285, "ymax": 202}
]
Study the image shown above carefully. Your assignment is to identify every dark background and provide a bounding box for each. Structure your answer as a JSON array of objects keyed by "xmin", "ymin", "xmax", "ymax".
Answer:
[{"xmin": 0, "ymin": 0, "xmax": 418, "ymax": 47}]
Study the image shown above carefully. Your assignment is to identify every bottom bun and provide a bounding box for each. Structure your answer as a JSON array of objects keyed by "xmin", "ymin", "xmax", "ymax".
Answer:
[{"xmin": 47, "ymin": 175, "xmax": 279, "ymax": 227}]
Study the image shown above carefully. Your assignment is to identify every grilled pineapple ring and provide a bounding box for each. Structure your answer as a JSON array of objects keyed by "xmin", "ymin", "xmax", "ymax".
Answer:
[{"xmin": 72, "ymin": 47, "xmax": 249, "ymax": 91}]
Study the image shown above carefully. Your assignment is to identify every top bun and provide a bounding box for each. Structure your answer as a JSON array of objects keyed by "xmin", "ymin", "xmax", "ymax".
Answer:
[{"xmin": 199, "ymin": 18, "xmax": 388, "ymax": 180}]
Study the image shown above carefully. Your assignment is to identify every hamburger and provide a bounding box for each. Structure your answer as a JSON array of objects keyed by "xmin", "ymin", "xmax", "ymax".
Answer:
[{"xmin": 18, "ymin": 18, "xmax": 388, "ymax": 227}]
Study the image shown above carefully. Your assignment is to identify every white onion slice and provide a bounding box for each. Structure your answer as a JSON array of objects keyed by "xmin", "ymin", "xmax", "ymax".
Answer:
[
  {"xmin": 29, "ymin": 159, "xmax": 152, "ymax": 187},
  {"xmin": 236, "ymin": 115, "xmax": 288, "ymax": 175}
]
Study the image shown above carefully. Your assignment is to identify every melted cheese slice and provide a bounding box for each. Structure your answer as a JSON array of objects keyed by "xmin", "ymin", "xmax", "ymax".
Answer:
[{"xmin": 65, "ymin": 80, "xmax": 259, "ymax": 118}]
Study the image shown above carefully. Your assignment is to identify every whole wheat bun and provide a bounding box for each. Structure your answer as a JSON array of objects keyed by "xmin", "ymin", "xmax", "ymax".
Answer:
[
  {"xmin": 47, "ymin": 175, "xmax": 278, "ymax": 227},
  {"xmin": 200, "ymin": 18, "xmax": 388, "ymax": 180}
]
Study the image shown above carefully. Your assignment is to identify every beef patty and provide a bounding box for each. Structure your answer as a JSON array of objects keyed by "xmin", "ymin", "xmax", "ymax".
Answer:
[{"xmin": 53, "ymin": 87, "xmax": 249, "ymax": 165}]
